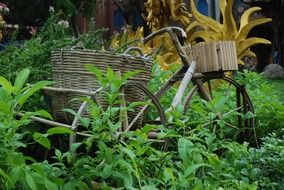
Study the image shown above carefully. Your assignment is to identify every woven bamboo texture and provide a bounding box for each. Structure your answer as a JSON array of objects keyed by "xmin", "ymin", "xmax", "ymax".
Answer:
[
  {"xmin": 184, "ymin": 41, "xmax": 238, "ymax": 73},
  {"xmin": 50, "ymin": 49, "xmax": 153, "ymax": 126}
]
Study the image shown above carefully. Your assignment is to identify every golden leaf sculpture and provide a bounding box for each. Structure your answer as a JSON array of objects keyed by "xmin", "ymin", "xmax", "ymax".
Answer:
[
  {"xmin": 187, "ymin": 0, "xmax": 272, "ymax": 65},
  {"xmin": 110, "ymin": 26, "xmax": 152, "ymax": 54},
  {"xmin": 143, "ymin": 0, "xmax": 191, "ymax": 31},
  {"xmin": 110, "ymin": 25, "xmax": 180, "ymax": 70},
  {"xmin": 142, "ymin": 0, "xmax": 192, "ymax": 69}
]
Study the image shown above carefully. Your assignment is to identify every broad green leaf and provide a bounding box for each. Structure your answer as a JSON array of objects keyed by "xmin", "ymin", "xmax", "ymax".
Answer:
[
  {"xmin": 122, "ymin": 70, "xmax": 141, "ymax": 82},
  {"xmin": 44, "ymin": 179, "xmax": 59, "ymax": 190},
  {"xmin": 141, "ymin": 185, "xmax": 158, "ymax": 190},
  {"xmin": 14, "ymin": 68, "xmax": 30, "ymax": 92},
  {"xmin": 0, "ymin": 101, "xmax": 11, "ymax": 114},
  {"xmin": 7, "ymin": 152, "xmax": 25, "ymax": 166},
  {"xmin": 107, "ymin": 120, "xmax": 121, "ymax": 133},
  {"xmin": 47, "ymin": 127, "xmax": 74, "ymax": 135},
  {"xmin": 106, "ymin": 66, "xmax": 115, "ymax": 80},
  {"xmin": 249, "ymin": 168, "xmax": 260, "ymax": 179},
  {"xmin": 25, "ymin": 172, "xmax": 37, "ymax": 190},
  {"xmin": 215, "ymin": 96, "xmax": 229, "ymax": 112},
  {"xmin": 106, "ymin": 93, "xmax": 121, "ymax": 104},
  {"xmin": 0, "ymin": 76, "xmax": 14, "ymax": 95},
  {"xmin": 184, "ymin": 163, "xmax": 210, "ymax": 178},
  {"xmin": 112, "ymin": 170, "xmax": 133, "ymax": 187},
  {"xmin": 55, "ymin": 149, "xmax": 62, "ymax": 158},
  {"xmin": 0, "ymin": 168, "xmax": 13, "ymax": 187},
  {"xmin": 79, "ymin": 117, "xmax": 90, "ymax": 128},
  {"xmin": 9, "ymin": 166, "xmax": 23, "ymax": 185},
  {"xmin": 63, "ymin": 181, "xmax": 73, "ymax": 190},
  {"xmin": 17, "ymin": 81, "xmax": 52, "ymax": 106},
  {"xmin": 62, "ymin": 108, "xmax": 78, "ymax": 117},
  {"xmin": 63, "ymin": 151, "xmax": 73, "ymax": 164},
  {"xmin": 33, "ymin": 132, "xmax": 51, "ymax": 150},
  {"xmin": 100, "ymin": 164, "xmax": 113, "ymax": 178},
  {"xmin": 29, "ymin": 164, "xmax": 45, "ymax": 177},
  {"xmin": 0, "ymin": 88, "xmax": 10, "ymax": 101},
  {"xmin": 141, "ymin": 124, "xmax": 159, "ymax": 134},
  {"xmin": 163, "ymin": 167, "xmax": 175, "ymax": 182},
  {"xmin": 192, "ymin": 181, "xmax": 203, "ymax": 190},
  {"xmin": 34, "ymin": 110, "xmax": 53, "ymax": 120},
  {"xmin": 128, "ymin": 101, "xmax": 146, "ymax": 109},
  {"xmin": 70, "ymin": 142, "xmax": 82, "ymax": 153},
  {"xmin": 248, "ymin": 182, "xmax": 258, "ymax": 190},
  {"xmin": 178, "ymin": 137, "xmax": 193, "ymax": 161},
  {"xmin": 115, "ymin": 159, "xmax": 134, "ymax": 173},
  {"xmin": 187, "ymin": 136, "xmax": 206, "ymax": 144},
  {"xmin": 24, "ymin": 156, "xmax": 37, "ymax": 163},
  {"xmin": 207, "ymin": 154, "xmax": 222, "ymax": 168},
  {"xmin": 85, "ymin": 64, "xmax": 103, "ymax": 83},
  {"xmin": 76, "ymin": 181, "xmax": 89, "ymax": 190},
  {"xmin": 122, "ymin": 147, "xmax": 135, "ymax": 160},
  {"xmin": 22, "ymin": 110, "xmax": 53, "ymax": 122}
]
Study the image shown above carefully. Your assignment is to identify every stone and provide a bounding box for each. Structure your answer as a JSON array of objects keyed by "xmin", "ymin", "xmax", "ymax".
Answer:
[{"xmin": 262, "ymin": 64, "xmax": 284, "ymax": 79}]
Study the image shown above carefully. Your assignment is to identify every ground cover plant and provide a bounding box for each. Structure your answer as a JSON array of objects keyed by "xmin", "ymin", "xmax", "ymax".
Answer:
[
  {"xmin": 0, "ymin": 63, "xmax": 284, "ymax": 189},
  {"xmin": 0, "ymin": 8, "xmax": 284, "ymax": 190}
]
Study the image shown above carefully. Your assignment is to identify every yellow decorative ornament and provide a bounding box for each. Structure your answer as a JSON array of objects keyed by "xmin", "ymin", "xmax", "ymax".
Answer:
[
  {"xmin": 110, "ymin": 26, "xmax": 152, "ymax": 54},
  {"xmin": 143, "ymin": 0, "xmax": 191, "ymax": 31},
  {"xmin": 142, "ymin": 0, "xmax": 192, "ymax": 69},
  {"xmin": 187, "ymin": 0, "xmax": 272, "ymax": 65},
  {"xmin": 109, "ymin": 25, "xmax": 181, "ymax": 70}
]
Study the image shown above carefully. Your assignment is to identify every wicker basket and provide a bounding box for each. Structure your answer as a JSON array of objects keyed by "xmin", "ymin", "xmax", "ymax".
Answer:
[
  {"xmin": 184, "ymin": 41, "xmax": 238, "ymax": 73},
  {"xmin": 50, "ymin": 49, "xmax": 153, "ymax": 126}
]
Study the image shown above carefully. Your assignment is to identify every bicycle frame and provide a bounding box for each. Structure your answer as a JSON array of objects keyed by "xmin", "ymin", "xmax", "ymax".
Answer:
[
  {"xmin": 20, "ymin": 26, "xmax": 255, "ymax": 147},
  {"xmin": 125, "ymin": 26, "xmax": 213, "ymax": 130},
  {"xmin": 126, "ymin": 26, "xmax": 254, "ymax": 140}
]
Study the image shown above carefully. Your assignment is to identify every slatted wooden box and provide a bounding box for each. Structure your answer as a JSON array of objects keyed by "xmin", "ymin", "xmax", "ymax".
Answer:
[{"xmin": 185, "ymin": 41, "xmax": 238, "ymax": 73}]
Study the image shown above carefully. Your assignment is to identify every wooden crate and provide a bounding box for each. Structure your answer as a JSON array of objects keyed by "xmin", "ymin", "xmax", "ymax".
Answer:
[{"xmin": 185, "ymin": 41, "xmax": 238, "ymax": 73}]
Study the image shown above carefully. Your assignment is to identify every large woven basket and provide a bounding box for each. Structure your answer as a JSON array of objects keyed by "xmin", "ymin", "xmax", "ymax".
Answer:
[
  {"xmin": 50, "ymin": 49, "xmax": 153, "ymax": 126},
  {"xmin": 184, "ymin": 41, "xmax": 238, "ymax": 73}
]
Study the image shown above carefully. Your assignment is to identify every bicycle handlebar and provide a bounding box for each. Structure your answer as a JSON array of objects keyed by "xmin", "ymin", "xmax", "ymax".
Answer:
[
  {"xmin": 143, "ymin": 26, "xmax": 187, "ymax": 44},
  {"xmin": 143, "ymin": 26, "xmax": 192, "ymax": 67}
]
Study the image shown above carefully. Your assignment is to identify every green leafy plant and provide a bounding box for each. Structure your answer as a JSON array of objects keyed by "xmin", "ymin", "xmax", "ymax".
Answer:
[
  {"xmin": 54, "ymin": 0, "xmax": 97, "ymax": 18},
  {"xmin": 236, "ymin": 70, "xmax": 284, "ymax": 139},
  {"xmin": 0, "ymin": 12, "xmax": 75, "ymax": 82},
  {"xmin": 0, "ymin": 68, "xmax": 60, "ymax": 189},
  {"xmin": 0, "ymin": 64, "xmax": 284, "ymax": 189},
  {"xmin": 252, "ymin": 132, "xmax": 284, "ymax": 189}
]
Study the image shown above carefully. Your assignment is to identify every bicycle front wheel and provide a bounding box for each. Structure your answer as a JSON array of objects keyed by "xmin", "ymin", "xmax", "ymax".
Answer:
[{"xmin": 183, "ymin": 75, "xmax": 256, "ymax": 144}]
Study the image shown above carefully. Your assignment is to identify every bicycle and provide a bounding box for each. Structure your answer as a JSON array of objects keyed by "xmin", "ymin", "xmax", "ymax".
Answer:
[{"xmin": 26, "ymin": 26, "xmax": 255, "ymax": 150}]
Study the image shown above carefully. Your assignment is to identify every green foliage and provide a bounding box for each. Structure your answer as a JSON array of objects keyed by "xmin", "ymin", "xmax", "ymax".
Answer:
[
  {"xmin": 78, "ymin": 18, "xmax": 109, "ymax": 50},
  {"xmin": 0, "ymin": 68, "xmax": 60, "ymax": 189},
  {"xmin": 0, "ymin": 11, "xmax": 109, "ymax": 83},
  {"xmin": 54, "ymin": 0, "xmax": 97, "ymax": 18},
  {"xmin": 252, "ymin": 132, "xmax": 284, "ymax": 189},
  {"xmin": 236, "ymin": 70, "xmax": 284, "ymax": 139},
  {"xmin": 0, "ymin": 66, "xmax": 284, "ymax": 189},
  {"xmin": 0, "ymin": 12, "xmax": 75, "ymax": 82},
  {"xmin": 1, "ymin": 12, "xmax": 284, "ymax": 188}
]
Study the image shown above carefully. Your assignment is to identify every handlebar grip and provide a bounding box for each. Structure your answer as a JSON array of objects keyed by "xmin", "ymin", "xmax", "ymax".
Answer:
[{"xmin": 123, "ymin": 47, "xmax": 144, "ymax": 56}]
